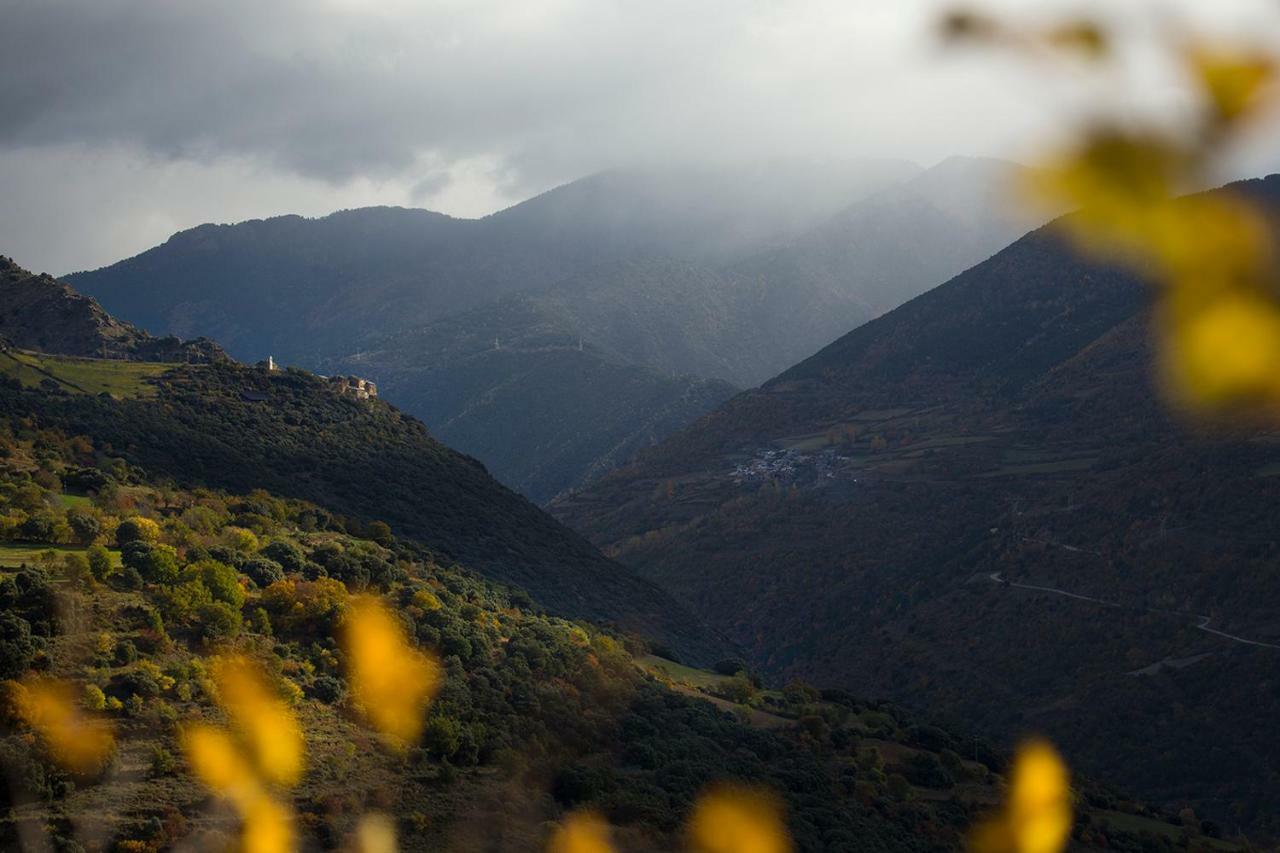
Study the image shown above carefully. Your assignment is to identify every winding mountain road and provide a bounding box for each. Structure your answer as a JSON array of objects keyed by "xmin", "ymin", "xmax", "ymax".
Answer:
[{"xmin": 987, "ymin": 572, "xmax": 1280, "ymax": 651}]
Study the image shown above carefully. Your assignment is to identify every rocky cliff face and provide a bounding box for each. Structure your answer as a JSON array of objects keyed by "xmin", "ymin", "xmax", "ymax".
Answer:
[{"xmin": 0, "ymin": 255, "xmax": 225, "ymax": 362}]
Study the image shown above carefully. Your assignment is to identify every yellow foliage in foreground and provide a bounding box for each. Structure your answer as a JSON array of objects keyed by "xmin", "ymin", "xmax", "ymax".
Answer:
[
  {"xmin": 14, "ymin": 677, "xmax": 114, "ymax": 774},
  {"xmin": 181, "ymin": 656, "xmax": 304, "ymax": 853},
  {"xmin": 946, "ymin": 8, "xmax": 1280, "ymax": 416},
  {"xmin": 548, "ymin": 811, "xmax": 614, "ymax": 853},
  {"xmin": 970, "ymin": 740, "xmax": 1072, "ymax": 853},
  {"xmin": 687, "ymin": 786, "xmax": 793, "ymax": 853},
  {"xmin": 210, "ymin": 655, "xmax": 305, "ymax": 786},
  {"xmin": 343, "ymin": 594, "xmax": 443, "ymax": 746}
]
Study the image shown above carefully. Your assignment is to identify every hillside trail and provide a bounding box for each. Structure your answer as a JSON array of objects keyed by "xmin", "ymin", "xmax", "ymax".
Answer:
[{"xmin": 986, "ymin": 570, "xmax": 1280, "ymax": 651}]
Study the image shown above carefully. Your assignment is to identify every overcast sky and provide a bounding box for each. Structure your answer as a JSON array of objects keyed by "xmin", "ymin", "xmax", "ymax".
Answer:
[{"xmin": 2, "ymin": 0, "xmax": 1279, "ymax": 275}]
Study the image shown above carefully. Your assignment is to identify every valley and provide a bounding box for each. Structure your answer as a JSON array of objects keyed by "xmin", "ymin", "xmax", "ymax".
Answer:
[
  {"xmin": 6, "ymin": 4, "xmax": 1280, "ymax": 852},
  {"xmin": 66, "ymin": 158, "xmax": 1036, "ymax": 502},
  {"xmin": 552, "ymin": 177, "xmax": 1280, "ymax": 834}
]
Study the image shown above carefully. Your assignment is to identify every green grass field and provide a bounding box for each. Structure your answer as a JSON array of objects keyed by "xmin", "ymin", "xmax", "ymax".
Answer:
[
  {"xmin": 638, "ymin": 654, "xmax": 735, "ymax": 689},
  {"xmin": 0, "ymin": 543, "xmax": 122, "ymax": 570},
  {"xmin": 57, "ymin": 493, "xmax": 93, "ymax": 509},
  {"xmin": 0, "ymin": 348, "xmax": 177, "ymax": 398}
]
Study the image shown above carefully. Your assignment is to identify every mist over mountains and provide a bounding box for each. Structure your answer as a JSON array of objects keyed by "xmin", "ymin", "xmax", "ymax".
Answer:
[
  {"xmin": 68, "ymin": 156, "xmax": 1037, "ymax": 500},
  {"xmin": 551, "ymin": 175, "xmax": 1280, "ymax": 831}
]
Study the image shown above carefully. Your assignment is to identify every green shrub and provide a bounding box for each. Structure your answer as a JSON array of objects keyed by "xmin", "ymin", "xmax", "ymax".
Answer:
[
  {"xmin": 83, "ymin": 683, "xmax": 107, "ymax": 711},
  {"xmin": 87, "ymin": 545, "xmax": 115, "ymax": 581},
  {"xmin": 150, "ymin": 746, "xmax": 177, "ymax": 777},
  {"xmin": 261, "ymin": 540, "xmax": 306, "ymax": 574},
  {"xmin": 242, "ymin": 557, "xmax": 285, "ymax": 588},
  {"xmin": 0, "ymin": 611, "xmax": 38, "ymax": 679},
  {"xmin": 186, "ymin": 560, "xmax": 245, "ymax": 608},
  {"xmin": 122, "ymin": 542, "xmax": 180, "ymax": 585},
  {"xmin": 197, "ymin": 601, "xmax": 242, "ymax": 641},
  {"xmin": 157, "ymin": 580, "xmax": 213, "ymax": 624},
  {"xmin": 115, "ymin": 516, "xmax": 161, "ymax": 547}
]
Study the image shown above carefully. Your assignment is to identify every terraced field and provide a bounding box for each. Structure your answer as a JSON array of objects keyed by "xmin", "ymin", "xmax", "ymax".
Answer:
[{"xmin": 0, "ymin": 348, "xmax": 178, "ymax": 397}]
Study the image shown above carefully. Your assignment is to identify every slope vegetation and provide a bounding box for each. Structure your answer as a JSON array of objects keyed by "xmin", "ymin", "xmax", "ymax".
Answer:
[
  {"xmin": 0, "ymin": 402, "xmax": 1223, "ymax": 852},
  {"xmin": 552, "ymin": 176, "xmax": 1280, "ymax": 831}
]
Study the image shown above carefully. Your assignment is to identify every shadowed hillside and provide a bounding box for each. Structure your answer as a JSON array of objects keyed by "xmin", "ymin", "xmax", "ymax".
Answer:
[{"xmin": 552, "ymin": 176, "xmax": 1280, "ymax": 832}]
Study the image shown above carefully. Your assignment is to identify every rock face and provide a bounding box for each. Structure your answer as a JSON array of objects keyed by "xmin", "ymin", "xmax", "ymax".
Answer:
[{"xmin": 0, "ymin": 255, "xmax": 225, "ymax": 362}]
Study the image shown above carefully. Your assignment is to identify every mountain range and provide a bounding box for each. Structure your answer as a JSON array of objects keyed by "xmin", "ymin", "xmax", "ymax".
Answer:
[
  {"xmin": 0, "ymin": 256, "xmax": 726, "ymax": 663},
  {"xmin": 66, "ymin": 158, "xmax": 1039, "ymax": 500},
  {"xmin": 1, "ymin": 172, "xmax": 1273, "ymax": 846},
  {"xmin": 8, "ymin": 255, "xmax": 1158, "ymax": 853},
  {"xmin": 551, "ymin": 175, "xmax": 1280, "ymax": 832}
]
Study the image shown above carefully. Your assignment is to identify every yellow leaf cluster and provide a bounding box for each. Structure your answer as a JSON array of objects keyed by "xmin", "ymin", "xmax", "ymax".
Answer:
[
  {"xmin": 548, "ymin": 811, "xmax": 614, "ymax": 853},
  {"xmin": 970, "ymin": 740, "xmax": 1072, "ymax": 853},
  {"xmin": 545, "ymin": 785, "xmax": 794, "ymax": 853},
  {"xmin": 210, "ymin": 655, "xmax": 305, "ymax": 786},
  {"xmin": 687, "ymin": 786, "xmax": 792, "ymax": 853},
  {"xmin": 957, "ymin": 7, "xmax": 1280, "ymax": 415},
  {"xmin": 182, "ymin": 656, "xmax": 302, "ymax": 853},
  {"xmin": 343, "ymin": 595, "xmax": 442, "ymax": 746},
  {"xmin": 355, "ymin": 813, "xmax": 399, "ymax": 853}
]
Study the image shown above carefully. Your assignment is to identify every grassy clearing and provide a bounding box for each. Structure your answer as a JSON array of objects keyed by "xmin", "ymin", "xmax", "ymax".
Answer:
[
  {"xmin": 1093, "ymin": 810, "xmax": 1239, "ymax": 850},
  {"xmin": 0, "ymin": 349, "xmax": 177, "ymax": 398},
  {"xmin": 0, "ymin": 543, "xmax": 122, "ymax": 569},
  {"xmin": 638, "ymin": 654, "xmax": 732, "ymax": 690},
  {"xmin": 638, "ymin": 655, "xmax": 790, "ymax": 726},
  {"xmin": 57, "ymin": 493, "xmax": 93, "ymax": 509}
]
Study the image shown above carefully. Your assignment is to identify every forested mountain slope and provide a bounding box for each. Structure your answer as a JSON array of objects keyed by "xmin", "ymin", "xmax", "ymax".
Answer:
[
  {"xmin": 63, "ymin": 161, "xmax": 917, "ymax": 369},
  {"xmin": 0, "ymin": 258, "xmax": 727, "ymax": 663},
  {"xmin": 552, "ymin": 175, "xmax": 1280, "ymax": 832},
  {"xmin": 328, "ymin": 296, "xmax": 737, "ymax": 502},
  {"xmin": 0, "ymin": 410, "xmax": 1194, "ymax": 852},
  {"xmin": 65, "ymin": 159, "xmax": 1034, "ymax": 500}
]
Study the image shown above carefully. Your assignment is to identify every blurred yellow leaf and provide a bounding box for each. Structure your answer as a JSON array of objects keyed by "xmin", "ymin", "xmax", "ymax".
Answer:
[
  {"xmin": 343, "ymin": 595, "xmax": 442, "ymax": 746},
  {"xmin": 1022, "ymin": 130, "xmax": 1185, "ymax": 233},
  {"xmin": 688, "ymin": 785, "xmax": 792, "ymax": 853},
  {"xmin": 241, "ymin": 794, "xmax": 296, "ymax": 853},
  {"xmin": 1142, "ymin": 195, "xmax": 1270, "ymax": 292},
  {"xmin": 971, "ymin": 740, "xmax": 1071, "ymax": 853},
  {"xmin": 548, "ymin": 811, "xmax": 614, "ymax": 853},
  {"xmin": 211, "ymin": 655, "xmax": 305, "ymax": 786},
  {"xmin": 1164, "ymin": 293, "xmax": 1280, "ymax": 406},
  {"xmin": 182, "ymin": 723, "xmax": 261, "ymax": 809},
  {"xmin": 1188, "ymin": 46, "xmax": 1275, "ymax": 124},
  {"xmin": 16, "ymin": 678, "xmax": 114, "ymax": 774}
]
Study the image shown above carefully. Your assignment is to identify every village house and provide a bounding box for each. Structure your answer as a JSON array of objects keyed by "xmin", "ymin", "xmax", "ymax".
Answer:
[{"xmin": 328, "ymin": 375, "xmax": 377, "ymax": 401}]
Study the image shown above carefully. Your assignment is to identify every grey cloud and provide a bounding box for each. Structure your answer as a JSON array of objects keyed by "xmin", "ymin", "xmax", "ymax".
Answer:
[{"xmin": 3, "ymin": 0, "xmax": 1279, "ymax": 274}]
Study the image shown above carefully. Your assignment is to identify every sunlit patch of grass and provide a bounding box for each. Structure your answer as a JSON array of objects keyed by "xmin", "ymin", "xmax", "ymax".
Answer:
[
  {"xmin": 0, "ymin": 348, "xmax": 178, "ymax": 398},
  {"xmin": 0, "ymin": 543, "xmax": 121, "ymax": 569}
]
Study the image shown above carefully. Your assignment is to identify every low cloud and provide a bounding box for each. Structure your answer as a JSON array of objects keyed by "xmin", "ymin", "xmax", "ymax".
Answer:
[{"xmin": 2, "ymin": 0, "xmax": 1278, "ymax": 272}]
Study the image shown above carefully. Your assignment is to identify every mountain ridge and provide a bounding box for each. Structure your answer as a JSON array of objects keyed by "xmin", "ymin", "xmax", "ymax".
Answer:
[
  {"xmin": 550, "ymin": 174, "xmax": 1280, "ymax": 831},
  {"xmin": 0, "ymin": 255, "xmax": 730, "ymax": 663}
]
